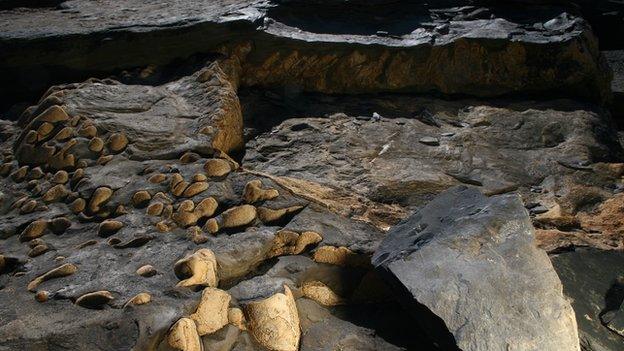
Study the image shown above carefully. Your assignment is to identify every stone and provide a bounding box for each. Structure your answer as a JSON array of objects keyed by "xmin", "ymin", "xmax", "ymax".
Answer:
[
  {"xmin": 168, "ymin": 317, "xmax": 202, "ymax": 351},
  {"xmin": 19, "ymin": 219, "xmax": 48, "ymax": 242},
  {"xmin": 220, "ymin": 205, "xmax": 257, "ymax": 229},
  {"xmin": 204, "ymin": 158, "xmax": 232, "ymax": 177},
  {"xmin": 301, "ymin": 281, "xmax": 345, "ymax": 306},
  {"xmin": 131, "ymin": 190, "xmax": 152, "ymax": 208},
  {"xmin": 75, "ymin": 290, "xmax": 114, "ymax": 309},
  {"xmin": 182, "ymin": 182, "xmax": 208, "ymax": 198},
  {"xmin": 98, "ymin": 220, "xmax": 123, "ymax": 237},
  {"xmin": 174, "ymin": 249, "xmax": 219, "ymax": 289},
  {"xmin": 124, "ymin": 292, "xmax": 151, "ymax": 307},
  {"xmin": 312, "ymin": 246, "xmax": 369, "ymax": 268},
  {"xmin": 88, "ymin": 186, "xmax": 112, "ymax": 213},
  {"xmin": 190, "ymin": 287, "xmax": 231, "ymax": 336},
  {"xmin": 244, "ymin": 285, "xmax": 300, "ymax": 351},
  {"xmin": 27, "ymin": 263, "xmax": 77, "ymax": 292},
  {"xmin": 372, "ymin": 186, "xmax": 580, "ymax": 351},
  {"xmin": 136, "ymin": 265, "xmax": 157, "ymax": 277},
  {"xmin": 243, "ymin": 180, "xmax": 279, "ymax": 203}
]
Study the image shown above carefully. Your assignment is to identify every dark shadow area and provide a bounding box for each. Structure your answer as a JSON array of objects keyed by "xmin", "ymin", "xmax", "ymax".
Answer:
[
  {"xmin": 0, "ymin": 0, "xmax": 64, "ymax": 10},
  {"xmin": 267, "ymin": 0, "xmax": 574, "ymax": 36}
]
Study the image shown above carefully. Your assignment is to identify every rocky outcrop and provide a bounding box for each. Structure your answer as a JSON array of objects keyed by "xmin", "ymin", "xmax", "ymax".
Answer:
[
  {"xmin": 372, "ymin": 186, "xmax": 580, "ymax": 351},
  {"xmin": 0, "ymin": 0, "xmax": 611, "ymax": 109},
  {"xmin": 244, "ymin": 96, "xmax": 624, "ymax": 250}
]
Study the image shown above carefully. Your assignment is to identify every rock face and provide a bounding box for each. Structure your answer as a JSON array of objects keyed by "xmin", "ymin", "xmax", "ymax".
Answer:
[
  {"xmin": 372, "ymin": 186, "xmax": 580, "ymax": 351},
  {"xmin": 1, "ymin": 0, "xmax": 623, "ymax": 350},
  {"xmin": 552, "ymin": 249, "xmax": 624, "ymax": 351},
  {"xmin": 0, "ymin": 0, "xmax": 611, "ymax": 108}
]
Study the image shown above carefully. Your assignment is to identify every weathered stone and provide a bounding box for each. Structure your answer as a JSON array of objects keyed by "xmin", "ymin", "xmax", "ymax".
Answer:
[
  {"xmin": 75, "ymin": 290, "xmax": 114, "ymax": 309},
  {"xmin": 244, "ymin": 285, "xmax": 300, "ymax": 351},
  {"xmin": 372, "ymin": 186, "xmax": 580, "ymax": 351},
  {"xmin": 27, "ymin": 263, "xmax": 77, "ymax": 292},
  {"xmin": 168, "ymin": 317, "xmax": 202, "ymax": 351},
  {"xmin": 190, "ymin": 287, "xmax": 231, "ymax": 336},
  {"xmin": 174, "ymin": 249, "xmax": 219, "ymax": 289}
]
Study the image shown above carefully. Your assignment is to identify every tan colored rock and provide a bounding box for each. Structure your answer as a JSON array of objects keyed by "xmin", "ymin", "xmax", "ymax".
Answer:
[
  {"xmin": 270, "ymin": 230, "xmax": 322, "ymax": 257},
  {"xmin": 42, "ymin": 184, "xmax": 68, "ymax": 203},
  {"xmin": 132, "ymin": 190, "xmax": 152, "ymax": 208},
  {"xmin": 245, "ymin": 285, "xmax": 300, "ymax": 351},
  {"xmin": 228, "ymin": 307, "xmax": 246, "ymax": 330},
  {"xmin": 190, "ymin": 287, "xmax": 231, "ymax": 336},
  {"xmin": 124, "ymin": 292, "xmax": 151, "ymax": 307},
  {"xmin": 312, "ymin": 246, "xmax": 370, "ymax": 268},
  {"xmin": 35, "ymin": 105, "xmax": 70, "ymax": 124},
  {"xmin": 96, "ymin": 154, "xmax": 113, "ymax": 165},
  {"xmin": 71, "ymin": 168, "xmax": 84, "ymax": 183},
  {"xmin": 28, "ymin": 244, "xmax": 49, "ymax": 257},
  {"xmin": 188, "ymin": 226, "xmax": 209, "ymax": 245},
  {"xmin": 173, "ymin": 211, "xmax": 199, "ymax": 228},
  {"xmin": 204, "ymin": 218, "xmax": 219, "ymax": 234},
  {"xmin": 172, "ymin": 181, "xmax": 190, "ymax": 197},
  {"xmin": 10, "ymin": 165, "xmax": 28, "ymax": 182},
  {"xmin": 28, "ymin": 263, "xmax": 77, "ymax": 292},
  {"xmin": 28, "ymin": 166, "xmax": 45, "ymax": 179},
  {"xmin": 204, "ymin": 158, "xmax": 232, "ymax": 177},
  {"xmin": 156, "ymin": 220, "xmax": 171, "ymax": 232},
  {"xmin": 192, "ymin": 173, "xmax": 207, "ymax": 182},
  {"xmin": 148, "ymin": 173, "xmax": 167, "ymax": 184},
  {"xmin": 257, "ymin": 206, "xmax": 303, "ymax": 224},
  {"xmin": 194, "ymin": 197, "xmax": 218, "ymax": 218},
  {"xmin": 301, "ymin": 281, "xmax": 345, "ymax": 306},
  {"xmin": 98, "ymin": 220, "xmax": 123, "ymax": 237},
  {"xmin": 88, "ymin": 137, "xmax": 104, "ymax": 153},
  {"xmin": 51, "ymin": 170, "xmax": 69, "ymax": 184},
  {"xmin": 243, "ymin": 180, "xmax": 279, "ymax": 204},
  {"xmin": 75, "ymin": 290, "xmax": 114, "ymax": 309},
  {"xmin": 147, "ymin": 202, "xmax": 164, "ymax": 216},
  {"xmin": 78, "ymin": 124, "xmax": 97, "ymax": 138},
  {"xmin": 170, "ymin": 173, "xmax": 184, "ymax": 189},
  {"xmin": 178, "ymin": 200, "xmax": 195, "ymax": 212},
  {"xmin": 36, "ymin": 122, "xmax": 54, "ymax": 141},
  {"xmin": 136, "ymin": 265, "xmax": 157, "ymax": 277},
  {"xmin": 174, "ymin": 248, "xmax": 218, "ymax": 289},
  {"xmin": 221, "ymin": 205, "xmax": 256, "ymax": 228},
  {"xmin": 54, "ymin": 126, "xmax": 73, "ymax": 141},
  {"xmin": 69, "ymin": 198, "xmax": 86, "ymax": 214},
  {"xmin": 107, "ymin": 132, "xmax": 128, "ymax": 153},
  {"xmin": 88, "ymin": 187, "xmax": 113, "ymax": 213},
  {"xmin": 179, "ymin": 152, "xmax": 200, "ymax": 164},
  {"xmin": 19, "ymin": 199, "xmax": 38, "ymax": 214},
  {"xmin": 183, "ymin": 182, "xmax": 209, "ymax": 198},
  {"xmin": 168, "ymin": 318, "xmax": 201, "ymax": 351},
  {"xmin": 19, "ymin": 219, "xmax": 48, "ymax": 242}
]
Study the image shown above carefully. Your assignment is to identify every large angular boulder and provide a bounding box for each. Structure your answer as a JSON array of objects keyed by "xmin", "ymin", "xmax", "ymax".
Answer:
[{"xmin": 372, "ymin": 186, "xmax": 580, "ymax": 351}]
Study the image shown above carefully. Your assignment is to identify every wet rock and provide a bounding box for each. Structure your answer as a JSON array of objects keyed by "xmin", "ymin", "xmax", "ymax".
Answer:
[{"xmin": 372, "ymin": 186, "xmax": 580, "ymax": 351}]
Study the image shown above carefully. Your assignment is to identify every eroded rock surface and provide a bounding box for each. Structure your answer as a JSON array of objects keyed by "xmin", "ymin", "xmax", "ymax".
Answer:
[
  {"xmin": 0, "ymin": 0, "xmax": 611, "ymax": 108},
  {"xmin": 372, "ymin": 186, "xmax": 580, "ymax": 351}
]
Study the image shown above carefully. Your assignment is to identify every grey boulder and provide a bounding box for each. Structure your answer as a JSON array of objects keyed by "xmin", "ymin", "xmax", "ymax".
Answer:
[{"xmin": 372, "ymin": 186, "xmax": 580, "ymax": 351}]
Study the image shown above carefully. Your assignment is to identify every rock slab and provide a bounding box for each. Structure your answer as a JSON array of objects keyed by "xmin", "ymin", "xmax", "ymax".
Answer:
[{"xmin": 372, "ymin": 186, "xmax": 580, "ymax": 351}]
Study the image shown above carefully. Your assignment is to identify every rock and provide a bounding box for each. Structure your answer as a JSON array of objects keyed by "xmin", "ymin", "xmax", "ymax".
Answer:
[
  {"xmin": 174, "ymin": 249, "xmax": 219, "ymax": 289},
  {"xmin": 551, "ymin": 249, "xmax": 624, "ymax": 351},
  {"xmin": 313, "ymin": 246, "xmax": 369, "ymax": 268},
  {"xmin": 0, "ymin": 1, "xmax": 611, "ymax": 107},
  {"xmin": 372, "ymin": 186, "xmax": 580, "ymax": 351},
  {"xmin": 27, "ymin": 263, "xmax": 77, "ymax": 292},
  {"xmin": 189, "ymin": 287, "xmax": 231, "ymax": 336},
  {"xmin": 75, "ymin": 290, "xmax": 114, "ymax": 309},
  {"xmin": 124, "ymin": 292, "xmax": 151, "ymax": 307},
  {"xmin": 136, "ymin": 265, "xmax": 157, "ymax": 278},
  {"xmin": 418, "ymin": 137, "xmax": 439, "ymax": 146},
  {"xmin": 168, "ymin": 317, "xmax": 202, "ymax": 351},
  {"xmin": 244, "ymin": 285, "xmax": 300, "ymax": 351},
  {"xmin": 301, "ymin": 281, "xmax": 345, "ymax": 306}
]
